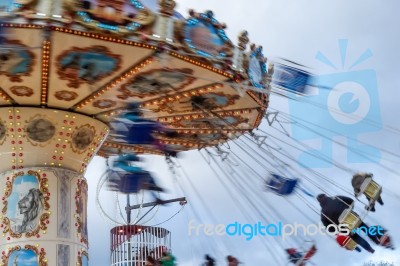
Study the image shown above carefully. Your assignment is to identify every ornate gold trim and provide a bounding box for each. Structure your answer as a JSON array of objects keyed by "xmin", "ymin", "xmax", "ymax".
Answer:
[
  {"xmin": 93, "ymin": 99, "xmax": 117, "ymax": 109},
  {"xmin": 10, "ymin": 86, "xmax": 34, "ymax": 97},
  {"xmin": 26, "ymin": 244, "xmax": 48, "ymax": 266},
  {"xmin": 54, "ymin": 90, "xmax": 78, "ymax": 101},
  {"xmin": 77, "ymin": 250, "xmax": 89, "ymax": 266},
  {"xmin": 0, "ymin": 245, "xmax": 48, "ymax": 266},
  {"xmin": 1, "ymin": 245, "xmax": 21, "ymax": 266},
  {"xmin": 246, "ymin": 90, "xmax": 269, "ymax": 109}
]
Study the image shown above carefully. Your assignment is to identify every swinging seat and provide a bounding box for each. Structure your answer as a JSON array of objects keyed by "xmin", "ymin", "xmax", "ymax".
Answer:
[
  {"xmin": 378, "ymin": 233, "xmax": 395, "ymax": 250},
  {"xmin": 336, "ymin": 235, "xmax": 358, "ymax": 250},
  {"xmin": 287, "ymin": 242, "xmax": 317, "ymax": 266},
  {"xmin": 292, "ymin": 245, "xmax": 317, "ymax": 266},
  {"xmin": 107, "ymin": 171, "xmax": 163, "ymax": 194},
  {"xmin": 338, "ymin": 205, "xmax": 361, "ymax": 231},
  {"xmin": 266, "ymin": 174, "xmax": 298, "ymax": 196},
  {"xmin": 110, "ymin": 119, "xmax": 159, "ymax": 145},
  {"xmin": 359, "ymin": 177, "xmax": 382, "ymax": 201}
]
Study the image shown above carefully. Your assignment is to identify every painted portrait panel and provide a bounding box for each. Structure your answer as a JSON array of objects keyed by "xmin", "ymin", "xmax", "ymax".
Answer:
[
  {"xmin": 71, "ymin": 125, "xmax": 95, "ymax": 152},
  {"xmin": 69, "ymin": 0, "xmax": 155, "ymax": 33},
  {"xmin": 164, "ymin": 143, "xmax": 185, "ymax": 151},
  {"xmin": 119, "ymin": 68, "xmax": 194, "ymax": 98},
  {"xmin": 159, "ymin": 93, "xmax": 240, "ymax": 113},
  {"xmin": 0, "ymin": 40, "xmax": 35, "ymax": 82},
  {"xmin": 184, "ymin": 22, "xmax": 226, "ymax": 57},
  {"xmin": 6, "ymin": 175, "xmax": 43, "ymax": 234},
  {"xmin": 247, "ymin": 47, "xmax": 269, "ymax": 90},
  {"xmin": 26, "ymin": 118, "xmax": 56, "ymax": 143},
  {"xmin": 194, "ymin": 132, "xmax": 223, "ymax": 142},
  {"xmin": 80, "ymin": 0, "xmax": 137, "ymax": 24},
  {"xmin": 249, "ymin": 56, "xmax": 263, "ymax": 85},
  {"xmin": 8, "ymin": 249, "xmax": 38, "ymax": 266},
  {"xmin": 0, "ymin": 0, "xmax": 12, "ymax": 11},
  {"xmin": 57, "ymin": 46, "xmax": 121, "ymax": 88},
  {"xmin": 178, "ymin": 116, "xmax": 245, "ymax": 128}
]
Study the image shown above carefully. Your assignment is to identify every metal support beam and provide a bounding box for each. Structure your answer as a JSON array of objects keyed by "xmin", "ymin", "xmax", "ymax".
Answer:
[{"xmin": 126, "ymin": 197, "xmax": 187, "ymax": 211}]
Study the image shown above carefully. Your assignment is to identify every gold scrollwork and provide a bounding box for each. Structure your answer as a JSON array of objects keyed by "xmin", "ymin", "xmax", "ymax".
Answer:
[
  {"xmin": 1, "ymin": 201, "xmax": 7, "ymax": 215},
  {"xmin": 24, "ymin": 245, "xmax": 48, "ymax": 266},
  {"xmin": 77, "ymin": 250, "xmax": 89, "ymax": 266},
  {"xmin": 0, "ymin": 244, "xmax": 48, "ymax": 266},
  {"xmin": 1, "ymin": 245, "xmax": 21, "ymax": 266},
  {"xmin": 2, "ymin": 217, "xmax": 22, "ymax": 238}
]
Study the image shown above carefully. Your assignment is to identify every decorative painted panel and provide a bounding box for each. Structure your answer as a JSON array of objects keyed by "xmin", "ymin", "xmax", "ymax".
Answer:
[{"xmin": 2, "ymin": 170, "xmax": 50, "ymax": 239}]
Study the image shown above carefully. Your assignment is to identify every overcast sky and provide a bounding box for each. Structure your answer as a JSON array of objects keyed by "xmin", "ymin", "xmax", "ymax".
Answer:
[{"xmin": 86, "ymin": 1, "xmax": 400, "ymax": 265}]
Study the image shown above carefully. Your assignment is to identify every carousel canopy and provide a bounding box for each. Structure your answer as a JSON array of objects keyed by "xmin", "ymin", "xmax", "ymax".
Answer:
[{"xmin": 0, "ymin": 0, "xmax": 273, "ymax": 156}]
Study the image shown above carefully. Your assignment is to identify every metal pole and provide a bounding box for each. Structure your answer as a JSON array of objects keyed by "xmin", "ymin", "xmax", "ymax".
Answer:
[
  {"xmin": 126, "ymin": 194, "xmax": 132, "ymax": 224},
  {"xmin": 134, "ymin": 206, "xmax": 156, "ymax": 225},
  {"xmin": 127, "ymin": 197, "xmax": 186, "ymax": 211},
  {"xmin": 126, "ymin": 195, "xmax": 132, "ymax": 266}
]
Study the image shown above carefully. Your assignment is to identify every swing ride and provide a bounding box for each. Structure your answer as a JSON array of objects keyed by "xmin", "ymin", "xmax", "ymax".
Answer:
[
  {"xmin": 286, "ymin": 242, "xmax": 317, "ymax": 266},
  {"xmin": 0, "ymin": 0, "xmax": 399, "ymax": 265}
]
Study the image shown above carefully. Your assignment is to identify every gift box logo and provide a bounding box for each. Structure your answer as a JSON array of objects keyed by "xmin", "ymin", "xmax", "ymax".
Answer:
[{"xmin": 288, "ymin": 39, "xmax": 382, "ymax": 167}]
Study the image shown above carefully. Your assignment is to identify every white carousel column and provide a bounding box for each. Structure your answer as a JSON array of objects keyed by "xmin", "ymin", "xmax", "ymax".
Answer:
[
  {"xmin": 153, "ymin": 15, "xmax": 175, "ymax": 43},
  {"xmin": 0, "ymin": 107, "xmax": 109, "ymax": 266},
  {"xmin": 232, "ymin": 46, "xmax": 245, "ymax": 72},
  {"xmin": 153, "ymin": 0, "xmax": 177, "ymax": 44}
]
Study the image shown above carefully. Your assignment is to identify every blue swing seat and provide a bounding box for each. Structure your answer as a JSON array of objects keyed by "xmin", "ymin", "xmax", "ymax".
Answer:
[
  {"xmin": 112, "ymin": 121, "xmax": 159, "ymax": 145},
  {"xmin": 266, "ymin": 174, "xmax": 298, "ymax": 196},
  {"xmin": 107, "ymin": 171, "xmax": 163, "ymax": 194},
  {"xmin": 115, "ymin": 153, "xmax": 140, "ymax": 162}
]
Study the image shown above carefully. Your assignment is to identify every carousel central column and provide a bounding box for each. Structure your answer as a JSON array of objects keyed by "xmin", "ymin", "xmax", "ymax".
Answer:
[{"xmin": 0, "ymin": 107, "xmax": 109, "ymax": 266}]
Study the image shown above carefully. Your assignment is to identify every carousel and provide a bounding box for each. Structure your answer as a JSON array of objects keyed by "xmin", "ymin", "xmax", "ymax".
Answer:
[{"xmin": 0, "ymin": 0, "xmax": 272, "ymax": 265}]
